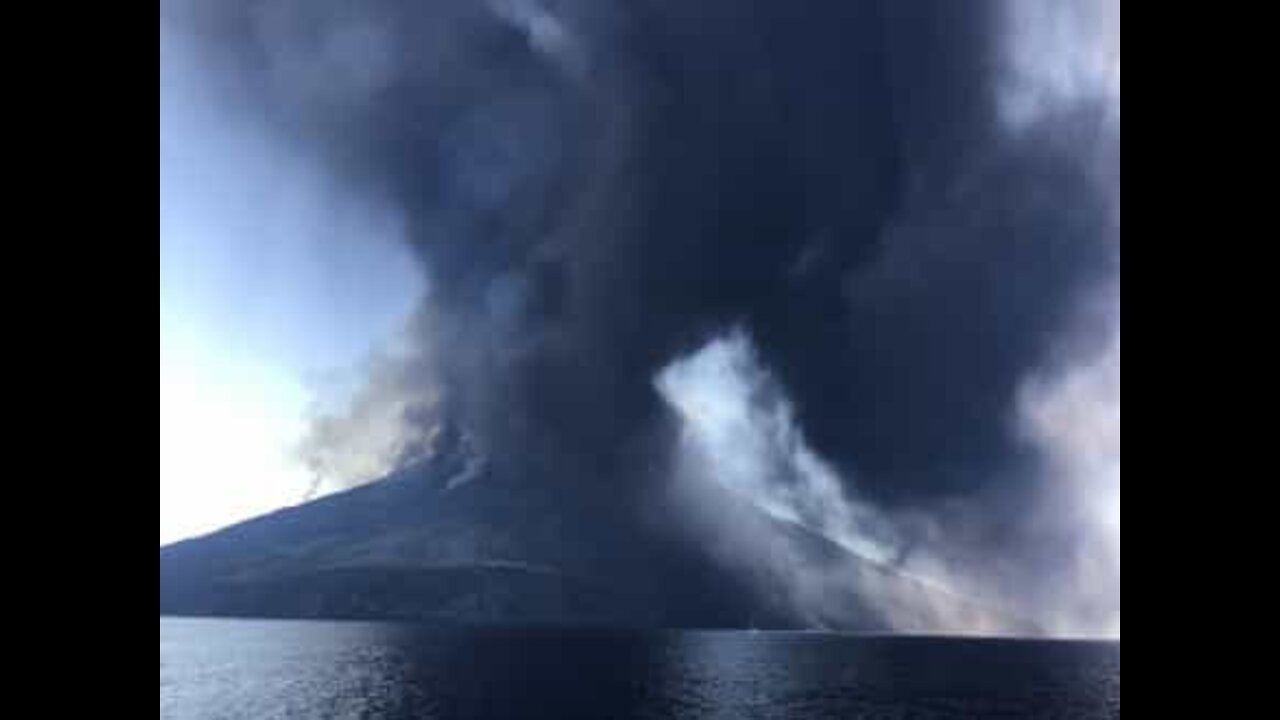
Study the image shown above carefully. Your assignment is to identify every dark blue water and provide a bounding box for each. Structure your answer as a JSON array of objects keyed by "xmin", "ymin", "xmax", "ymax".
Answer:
[{"xmin": 160, "ymin": 618, "xmax": 1119, "ymax": 719}]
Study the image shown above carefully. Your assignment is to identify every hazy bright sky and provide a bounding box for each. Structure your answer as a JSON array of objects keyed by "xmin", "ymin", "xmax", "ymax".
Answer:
[{"xmin": 159, "ymin": 25, "xmax": 422, "ymax": 546}]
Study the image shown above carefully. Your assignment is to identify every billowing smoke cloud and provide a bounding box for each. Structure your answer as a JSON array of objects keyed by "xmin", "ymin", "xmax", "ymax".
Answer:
[{"xmin": 163, "ymin": 0, "xmax": 1119, "ymax": 635}]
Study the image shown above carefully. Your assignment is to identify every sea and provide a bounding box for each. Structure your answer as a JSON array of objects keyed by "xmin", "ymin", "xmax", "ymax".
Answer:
[{"xmin": 160, "ymin": 618, "xmax": 1120, "ymax": 719}]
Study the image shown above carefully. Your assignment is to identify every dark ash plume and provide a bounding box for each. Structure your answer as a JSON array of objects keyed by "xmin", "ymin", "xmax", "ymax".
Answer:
[{"xmin": 163, "ymin": 0, "xmax": 1119, "ymax": 634}]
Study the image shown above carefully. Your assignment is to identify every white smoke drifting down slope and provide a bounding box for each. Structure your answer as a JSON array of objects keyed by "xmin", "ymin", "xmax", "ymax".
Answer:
[
  {"xmin": 658, "ymin": 319, "xmax": 1119, "ymax": 637},
  {"xmin": 656, "ymin": 331, "xmax": 1010, "ymax": 634},
  {"xmin": 656, "ymin": 331, "xmax": 901, "ymax": 567}
]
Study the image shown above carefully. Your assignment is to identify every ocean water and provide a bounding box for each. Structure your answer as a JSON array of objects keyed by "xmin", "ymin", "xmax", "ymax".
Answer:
[{"xmin": 160, "ymin": 618, "xmax": 1120, "ymax": 719}]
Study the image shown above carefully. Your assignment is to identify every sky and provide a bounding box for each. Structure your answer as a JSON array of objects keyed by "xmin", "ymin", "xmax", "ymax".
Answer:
[{"xmin": 159, "ymin": 23, "xmax": 422, "ymax": 545}]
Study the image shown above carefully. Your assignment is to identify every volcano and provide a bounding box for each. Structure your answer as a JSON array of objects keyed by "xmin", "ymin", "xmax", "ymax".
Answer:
[{"xmin": 160, "ymin": 443, "xmax": 1022, "ymax": 632}]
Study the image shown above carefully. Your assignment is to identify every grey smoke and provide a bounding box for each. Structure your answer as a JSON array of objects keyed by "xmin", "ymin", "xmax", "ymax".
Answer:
[{"xmin": 297, "ymin": 318, "xmax": 443, "ymax": 498}]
